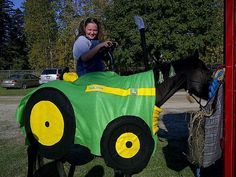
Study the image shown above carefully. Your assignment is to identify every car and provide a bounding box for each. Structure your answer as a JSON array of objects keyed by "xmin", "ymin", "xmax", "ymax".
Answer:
[
  {"xmin": 1, "ymin": 73, "xmax": 40, "ymax": 89},
  {"xmin": 39, "ymin": 68, "xmax": 62, "ymax": 84}
]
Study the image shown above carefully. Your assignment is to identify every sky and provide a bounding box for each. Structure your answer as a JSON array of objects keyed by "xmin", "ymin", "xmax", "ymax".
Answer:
[{"xmin": 11, "ymin": 0, "xmax": 25, "ymax": 9}]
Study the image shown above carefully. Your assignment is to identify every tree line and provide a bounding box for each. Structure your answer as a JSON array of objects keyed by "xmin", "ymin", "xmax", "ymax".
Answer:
[
  {"xmin": 0, "ymin": 0, "xmax": 28, "ymax": 70},
  {"xmin": 0, "ymin": 0, "xmax": 223, "ymax": 72}
]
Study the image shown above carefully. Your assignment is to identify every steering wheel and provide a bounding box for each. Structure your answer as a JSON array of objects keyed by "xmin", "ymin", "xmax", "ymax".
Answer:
[{"xmin": 99, "ymin": 42, "xmax": 118, "ymax": 71}]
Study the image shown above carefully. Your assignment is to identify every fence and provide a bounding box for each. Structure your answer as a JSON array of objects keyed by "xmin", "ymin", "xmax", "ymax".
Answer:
[
  {"xmin": 0, "ymin": 70, "xmax": 40, "ymax": 81},
  {"xmin": 0, "ymin": 67, "xmax": 146, "ymax": 81}
]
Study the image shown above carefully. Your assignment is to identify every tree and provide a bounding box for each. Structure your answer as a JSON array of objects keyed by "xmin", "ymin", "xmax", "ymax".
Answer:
[
  {"xmin": 103, "ymin": 0, "xmax": 223, "ymax": 67},
  {"xmin": 53, "ymin": 0, "xmax": 79, "ymax": 70},
  {"xmin": 0, "ymin": 0, "xmax": 28, "ymax": 69},
  {"xmin": 0, "ymin": 0, "xmax": 14, "ymax": 69},
  {"xmin": 8, "ymin": 9, "xmax": 29, "ymax": 69},
  {"xmin": 24, "ymin": 0, "xmax": 58, "ymax": 70}
]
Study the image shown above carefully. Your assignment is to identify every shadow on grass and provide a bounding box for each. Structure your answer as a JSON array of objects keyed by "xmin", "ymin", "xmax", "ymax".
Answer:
[
  {"xmin": 34, "ymin": 163, "xmax": 105, "ymax": 177},
  {"xmin": 85, "ymin": 165, "xmax": 104, "ymax": 177},
  {"xmin": 158, "ymin": 112, "xmax": 223, "ymax": 177},
  {"xmin": 34, "ymin": 161, "xmax": 62, "ymax": 177},
  {"xmin": 199, "ymin": 158, "xmax": 223, "ymax": 177}
]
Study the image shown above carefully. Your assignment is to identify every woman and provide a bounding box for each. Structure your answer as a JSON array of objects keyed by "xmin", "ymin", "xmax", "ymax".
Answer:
[{"xmin": 73, "ymin": 18, "xmax": 113, "ymax": 76}]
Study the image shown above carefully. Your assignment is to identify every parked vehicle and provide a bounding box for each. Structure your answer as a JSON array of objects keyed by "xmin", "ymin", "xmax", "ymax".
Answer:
[
  {"xmin": 39, "ymin": 68, "xmax": 62, "ymax": 84},
  {"xmin": 1, "ymin": 73, "xmax": 40, "ymax": 89}
]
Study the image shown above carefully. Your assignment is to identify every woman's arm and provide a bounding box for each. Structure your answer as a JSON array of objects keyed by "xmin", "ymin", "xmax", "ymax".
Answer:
[{"xmin": 80, "ymin": 41, "xmax": 113, "ymax": 62}]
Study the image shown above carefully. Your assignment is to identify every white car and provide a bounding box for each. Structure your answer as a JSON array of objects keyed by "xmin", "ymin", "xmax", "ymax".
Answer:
[{"xmin": 39, "ymin": 68, "xmax": 62, "ymax": 84}]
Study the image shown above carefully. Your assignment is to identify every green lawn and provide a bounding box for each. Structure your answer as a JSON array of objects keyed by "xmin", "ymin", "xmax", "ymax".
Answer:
[
  {"xmin": 0, "ymin": 136, "xmax": 223, "ymax": 177},
  {"xmin": 0, "ymin": 137, "xmax": 198, "ymax": 177},
  {"xmin": 0, "ymin": 138, "xmax": 28, "ymax": 177},
  {"xmin": 0, "ymin": 86, "xmax": 37, "ymax": 96}
]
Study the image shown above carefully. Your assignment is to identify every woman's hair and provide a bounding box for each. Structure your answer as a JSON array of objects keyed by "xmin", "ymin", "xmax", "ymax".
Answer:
[
  {"xmin": 78, "ymin": 18, "xmax": 103, "ymax": 40},
  {"xmin": 78, "ymin": 19, "xmax": 85, "ymax": 35}
]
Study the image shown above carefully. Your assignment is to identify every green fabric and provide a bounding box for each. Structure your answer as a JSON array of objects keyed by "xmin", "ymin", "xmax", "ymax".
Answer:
[{"xmin": 16, "ymin": 71, "xmax": 156, "ymax": 156}]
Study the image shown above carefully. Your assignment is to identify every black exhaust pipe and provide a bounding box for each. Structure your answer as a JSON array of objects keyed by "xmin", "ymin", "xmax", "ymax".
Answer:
[{"xmin": 134, "ymin": 16, "xmax": 149, "ymax": 71}]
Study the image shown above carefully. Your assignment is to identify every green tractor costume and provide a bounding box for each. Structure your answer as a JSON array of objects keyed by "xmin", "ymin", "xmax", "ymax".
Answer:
[{"xmin": 16, "ymin": 71, "xmax": 162, "ymax": 174}]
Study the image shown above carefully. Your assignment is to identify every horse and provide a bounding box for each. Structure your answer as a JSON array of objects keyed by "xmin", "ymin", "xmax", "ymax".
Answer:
[
  {"xmin": 154, "ymin": 54, "xmax": 210, "ymax": 107},
  {"xmin": 16, "ymin": 53, "xmax": 211, "ymax": 177}
]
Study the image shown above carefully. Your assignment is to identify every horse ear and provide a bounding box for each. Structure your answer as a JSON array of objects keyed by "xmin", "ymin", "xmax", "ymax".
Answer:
[
  {"xmin": 168, "ymin": 65, "xmax": 176, "ymax": 78},
  {"xmin": 158, "ymin": 71, "xmax": 164, "ymax": 84}
]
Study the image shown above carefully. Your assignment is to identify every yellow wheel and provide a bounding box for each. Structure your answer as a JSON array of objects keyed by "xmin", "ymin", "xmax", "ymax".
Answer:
[
  {"xmin": 101, "ymin": 116, "xmax": 154, "ymax": 175},
  {"xmin": 24, "ymin": 88, "xmax": 75, "ymax": 159},
  {"xmin": 115, "ymin": 132, "xmax": 140, "ymax": 159},
  {"xmin": 30, "ymin": 100, "xmax": 64, "ymax": 146}
]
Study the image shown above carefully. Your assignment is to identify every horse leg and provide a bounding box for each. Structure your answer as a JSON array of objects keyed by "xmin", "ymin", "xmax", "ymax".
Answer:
[{"xmin": 27, "ymin": 145, "xmax": 37, "ymax": 177}]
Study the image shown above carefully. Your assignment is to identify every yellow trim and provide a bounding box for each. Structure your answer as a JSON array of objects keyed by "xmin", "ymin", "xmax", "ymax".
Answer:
[
  {"xmin": 30, "ymin": 101, "xmax": 64, "ymax": 146},
  {"xmin": 152, "ymin": 106, "xmax": 163, "ymax": 135},
  {"xmin": 63, "ymin": 72, "xmax": 78, "ymax": 82},
  {"xmin": 85, "ymin": 84, "xmax": 155, "ymax": 96},
  {"xmin": 115, "ymin": 132, "xmax": 140, "ymax": 159}
]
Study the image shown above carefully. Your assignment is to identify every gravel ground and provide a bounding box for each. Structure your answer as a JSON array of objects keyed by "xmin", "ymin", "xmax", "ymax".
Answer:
[{"xmin": 0, "ymin": 96, "xmax": 23, "ymax": 140}]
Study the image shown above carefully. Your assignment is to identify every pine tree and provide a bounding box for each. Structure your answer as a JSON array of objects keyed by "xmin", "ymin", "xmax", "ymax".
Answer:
[
  {"xmin": 0, "ymin": 0, "xmax": 14, "ymax": 69},
  {"xmin": 8, "ymin": 9, "xmax": 29, "ymax": 69}
]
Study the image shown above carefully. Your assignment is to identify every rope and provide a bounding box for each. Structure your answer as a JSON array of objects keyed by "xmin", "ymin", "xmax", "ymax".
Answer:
[{"xmin": 187, "ymin": 108, "xmax": 213, "ymax": 165}]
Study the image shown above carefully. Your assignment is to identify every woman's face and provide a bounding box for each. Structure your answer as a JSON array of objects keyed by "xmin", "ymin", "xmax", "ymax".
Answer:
[{"xmin": 85, "ymin": 22, "xmax": 98, "ymax": 40}]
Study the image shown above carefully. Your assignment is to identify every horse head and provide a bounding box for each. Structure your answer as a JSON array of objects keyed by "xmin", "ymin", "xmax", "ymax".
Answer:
[
  {"xmin": 154, "ymin": 54, "xmax": 211, "ymax": 106},
  {"xmin": 184, "ymin": 57, "xmax": 211, "ymax": 100}
]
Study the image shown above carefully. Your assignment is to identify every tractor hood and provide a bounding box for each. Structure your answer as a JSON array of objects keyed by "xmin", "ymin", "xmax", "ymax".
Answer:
[{"xmin": 16, "ymin": 71, "xmax": 157, "ymax": 155}]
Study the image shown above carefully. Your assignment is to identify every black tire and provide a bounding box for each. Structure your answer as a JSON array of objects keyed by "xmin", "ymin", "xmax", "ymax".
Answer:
[
  {"xmin": 24, "ymin": 87, "xmax": 76, "ymax": 160},
  {"xmin": 101, "ymin": 116, "xmax": 154, "ymax": 175}
]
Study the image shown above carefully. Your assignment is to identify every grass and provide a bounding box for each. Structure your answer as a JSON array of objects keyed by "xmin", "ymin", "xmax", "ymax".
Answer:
[
  {"xmin": 0, "ymin": 138, "xmax": 28, "ymax": 177},
  {"xmin": 0, "ymin": 136, "xmax": 223, "ymax": 177},
  {"xmin": 0, "ymin": 86, "xmax": 37, "ymax": 96},
  {"xmin": 0, "ymin": 87, "xmax": 223, "ymax": 177},
  {"xmin": 67, "ymin": 139, "xmax": 196, "ymax": 177},
  {"xmin": 0, "ymin": 136, "xmax": 198, "ymax": 177}
]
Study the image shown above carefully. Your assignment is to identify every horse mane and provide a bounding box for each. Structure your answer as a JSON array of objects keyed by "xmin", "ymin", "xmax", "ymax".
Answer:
[
  {"xmin": 157, "ymin": 52, "xmax": 208, "ymax": 79},
  {"xmin": 173, "ymin": 57, "xmax": 207, "ymax": 71}
]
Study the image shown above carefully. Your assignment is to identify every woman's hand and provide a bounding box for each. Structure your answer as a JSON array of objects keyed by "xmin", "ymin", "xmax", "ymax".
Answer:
[
  {"xmin": 98, "ymin": 41, "xmax": 113, "ymax": 48},
  {"xmin": 81, "ymin": 40, "xmax": 117, "ymax": 62}
]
